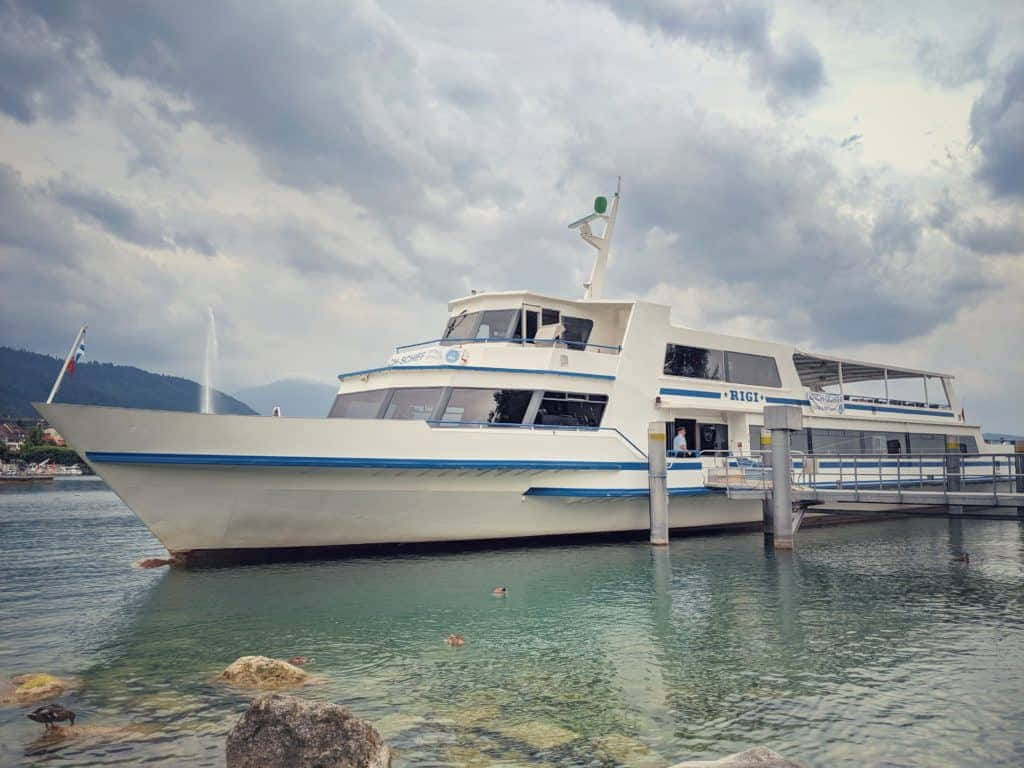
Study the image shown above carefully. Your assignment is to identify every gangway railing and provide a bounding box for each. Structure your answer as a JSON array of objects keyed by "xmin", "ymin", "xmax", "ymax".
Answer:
[{"xmin": 707, "ymin": 450, "xmax": 1024, "ymax": 510}]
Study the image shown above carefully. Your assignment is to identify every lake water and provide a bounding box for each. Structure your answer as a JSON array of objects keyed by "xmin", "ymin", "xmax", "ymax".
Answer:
[{"xmin": 2, "ymin": 477, "xmax": 1023, "ymax": 767}]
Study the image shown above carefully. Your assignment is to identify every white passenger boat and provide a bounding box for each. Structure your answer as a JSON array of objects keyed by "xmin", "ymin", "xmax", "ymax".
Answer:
[{"xmin": 35, "ymin": 185, "xmax": 1001, "ymax": 562}]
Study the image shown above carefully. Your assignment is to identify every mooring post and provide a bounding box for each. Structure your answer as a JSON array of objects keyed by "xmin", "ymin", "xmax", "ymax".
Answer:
[
  {"xmin": 647, "ymin": 421, "xmax": 669, "ymax": 546},
  {"xmin": 945, "ymin": 438, "xmax": 963, "ymax": 515},
  {"xmin": 1015, "ymin": 441, "xmax": 1024, "ymax": 517},
  {"xmin": 764, "ymin": 405, "xmax": 803, "ymax": 551}
]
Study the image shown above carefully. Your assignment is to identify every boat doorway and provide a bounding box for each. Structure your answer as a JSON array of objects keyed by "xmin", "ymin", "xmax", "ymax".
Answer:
[
  {"xmin": 665, "ymin": 418, "xmax": 696, "ymax": 457},
  {"xmin": 663, "ymin": 419, "xmax": 730, "ymax": 456}
]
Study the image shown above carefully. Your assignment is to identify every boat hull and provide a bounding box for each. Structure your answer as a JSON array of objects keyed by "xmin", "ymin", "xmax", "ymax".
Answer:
[{"xmin": 34, "ymin": 403, "xmax": 761, "ymax": 558}]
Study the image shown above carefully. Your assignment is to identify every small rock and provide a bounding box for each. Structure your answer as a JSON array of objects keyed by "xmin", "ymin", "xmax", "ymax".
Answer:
[
  {"xmin": 496, "ymin": 721, "xmax": 579, "ymax": 750},
  {"xmin": 218, "ymin": 656, "xmax": 309, "ymax": 689},
  {"xmin": 287, "ymin": 656, "xmax": 310, "ymax": 666},
  {"xmin": 225, "ymin": 693, "xmax": 391, "ymax": 768},
  {"xmin": 135, "ymin": 557, "xmax": 173, "ymax": 569},
  {"xmin": 669, "ymin": 746, "xmax": 805, "ymax": 768},
  {"xmin": 0, "ymin": 673, "xmax": 77, "ymax": 705},
  {"xmin": 444, "ymin": 634, "xmax": 466, "ymax": 647}
]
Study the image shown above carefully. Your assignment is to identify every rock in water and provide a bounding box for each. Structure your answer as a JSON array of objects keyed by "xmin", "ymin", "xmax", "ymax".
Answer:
[
  {"xmin": 226, "ymin": 693, "xmax": 391, "ymax": 768},
  {"xmin": 0, "ymin": 673, "xmax": 76, "ymax": 705},
  {"xmin": 218, "ymin": 656, "xmax": 309, "ymax": 689},
  {"xmin": 669, "ymin": 747, "xmax": 804, "ymax": 768}
]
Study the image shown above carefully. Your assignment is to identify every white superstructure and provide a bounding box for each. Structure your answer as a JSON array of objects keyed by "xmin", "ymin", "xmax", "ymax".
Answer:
[{"xmin": 34, "ymin": 185, "xmax": 999, "ymax": 562}]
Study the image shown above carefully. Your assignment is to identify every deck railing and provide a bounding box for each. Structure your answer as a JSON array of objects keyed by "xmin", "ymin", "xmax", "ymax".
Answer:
[{"xmin": 395, "ymin": 337, "xmax": 622, "ymax": 354}]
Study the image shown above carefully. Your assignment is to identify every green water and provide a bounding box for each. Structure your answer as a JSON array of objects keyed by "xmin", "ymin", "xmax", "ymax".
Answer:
[{"xmin": 2, "ymin": 478, "xmax": 1024, "ymax": 766}]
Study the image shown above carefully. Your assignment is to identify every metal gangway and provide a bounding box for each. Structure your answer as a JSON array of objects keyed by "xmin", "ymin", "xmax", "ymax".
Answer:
[{"xmin": 701, "ymin": 406, "xmax": 1024, "ymax": 550}]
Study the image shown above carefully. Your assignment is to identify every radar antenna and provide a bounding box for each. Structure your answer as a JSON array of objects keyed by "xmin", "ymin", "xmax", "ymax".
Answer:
[{"xmin": 568, "ymin": 177, "xmax": 620, "ymax": 300}]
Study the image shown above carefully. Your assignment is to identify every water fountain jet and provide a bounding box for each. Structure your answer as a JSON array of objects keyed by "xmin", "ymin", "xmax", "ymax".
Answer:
[{"xmin": 200, "ymin": 307, "xmax": 218, "ymax": 414}]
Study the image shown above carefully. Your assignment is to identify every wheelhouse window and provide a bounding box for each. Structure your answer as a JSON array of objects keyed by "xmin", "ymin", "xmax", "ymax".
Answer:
[
  {"xmin": 383, "ymin": 388, "xmax": 444, "ymax": 420},
  {"xmin": 533, "ymin": 391, "xmax": 607, "ymax": 427},
  {"xmin": 328, "ymin": 389, "xmax": 390, "ymax": 418},
  {"xmin": 560, "ymin": 316, "xmax": 594, "ymax": 350},
  {"xmin": 664, "ymin": 344, "xmax": 725, "ymax": 380},
  {"xmin": 443, "ymin": 311, "xmax": 480, "ymax": 342},
  {"xmin": 725, "ymin": 351, "xmax": 782, "ymax": 387},
  {"xmin": 441, "ymin": 388, "xmax": 532, "ymax": 424}
]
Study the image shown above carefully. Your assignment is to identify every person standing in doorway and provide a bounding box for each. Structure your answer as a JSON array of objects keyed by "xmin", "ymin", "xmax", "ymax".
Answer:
[{"xmin": 673, "ymin": 426, "xmax": 688, "ymax": 457}]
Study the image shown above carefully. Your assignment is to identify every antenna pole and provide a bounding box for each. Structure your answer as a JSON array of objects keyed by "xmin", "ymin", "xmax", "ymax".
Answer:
[{"xmin": 576, "ymin": 177, "xmax": 620, "ymax": 300}]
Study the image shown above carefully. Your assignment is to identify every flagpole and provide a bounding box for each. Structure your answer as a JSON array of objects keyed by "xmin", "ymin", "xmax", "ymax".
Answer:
[{"xmin": 46, "ymin": 324, "xmax": 87, "ymax": 404}]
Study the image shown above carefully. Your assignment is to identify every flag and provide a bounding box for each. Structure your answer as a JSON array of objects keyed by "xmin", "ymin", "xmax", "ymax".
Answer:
[{"xmin": 67, "ymin": 334, "xmax": 86, "ymax": 377}]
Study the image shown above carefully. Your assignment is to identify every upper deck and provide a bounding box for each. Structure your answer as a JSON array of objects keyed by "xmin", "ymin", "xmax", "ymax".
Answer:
[{"xmin": 332, "ymin": 290, "xmax": 965, "ymax": 431}]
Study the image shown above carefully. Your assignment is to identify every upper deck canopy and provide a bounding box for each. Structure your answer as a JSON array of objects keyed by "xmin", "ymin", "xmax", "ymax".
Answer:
[{"xmin": 793, "ymin": 351, "xmax": 952, "ymax": 388}]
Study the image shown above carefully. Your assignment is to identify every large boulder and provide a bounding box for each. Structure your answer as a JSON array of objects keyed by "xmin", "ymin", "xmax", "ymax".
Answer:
[
  {"xmin": 217, "ymin": 656, "xmax": 309, "ymax": 689},
  {"xmin": 226, "ymin": 693, "xmax": 391, "ymax": 768},
  {"xmin": 670, "ymin": 747, "xmax": 804, "ymax": 768}
]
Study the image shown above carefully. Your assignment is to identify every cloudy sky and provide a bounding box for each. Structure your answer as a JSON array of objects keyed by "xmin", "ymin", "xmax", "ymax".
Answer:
[{"xmin": 1, "ymin": 0, "xmax": 1022, "ymax": 431}]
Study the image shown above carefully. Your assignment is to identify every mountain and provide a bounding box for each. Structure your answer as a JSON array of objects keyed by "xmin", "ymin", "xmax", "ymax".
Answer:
[
  {"xmin": 0, "ymin": 346, "xmax": 257, "ymax": 419},
  {"xmin": 234, "ymin": 378, "xmax": 338, "ymax": 418}
]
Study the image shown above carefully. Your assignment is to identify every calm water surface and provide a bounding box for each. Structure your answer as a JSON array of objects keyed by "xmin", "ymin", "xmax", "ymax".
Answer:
[{"xmin": 2, "ymin": 478, "xmax": 1023, "ymax": 767}]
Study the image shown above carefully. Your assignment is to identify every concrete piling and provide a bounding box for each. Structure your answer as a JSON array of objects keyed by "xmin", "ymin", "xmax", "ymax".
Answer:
[
  {"xmin": 764, "ymin": 405, "xmax": 803, "ymax": 551},
  {"xmin": 647, "ymin": 421, "xmax": 669, "ymax": 546}
]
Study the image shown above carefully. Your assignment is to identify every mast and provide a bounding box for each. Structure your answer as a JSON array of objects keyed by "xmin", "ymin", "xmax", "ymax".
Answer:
[{"xmin": 568, "ymin": 177, "xmax": 620, "ymax": 300}]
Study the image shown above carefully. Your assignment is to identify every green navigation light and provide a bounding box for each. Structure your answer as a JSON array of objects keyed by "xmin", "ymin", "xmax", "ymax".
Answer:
[{"xmin": 594, "ymin": 196, "xmax": 608, "ymax": 214}]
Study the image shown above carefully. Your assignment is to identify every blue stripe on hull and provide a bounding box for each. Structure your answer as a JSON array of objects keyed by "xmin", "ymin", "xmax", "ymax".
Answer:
[
  {"xmin": 85, "ymin": 452, "xmax": 651, "ymax": 471},
  {"xmin": 524, "ymin": 486, "xmax": 718, "ymax": 498}
]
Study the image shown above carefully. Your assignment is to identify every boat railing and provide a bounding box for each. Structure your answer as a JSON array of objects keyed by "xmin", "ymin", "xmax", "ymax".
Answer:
[
  {"xmin": 425, "ymin": 419, "xmax": 647, "ymax": 458},
  {"xmin": 395, "ymin": 337, "xmax": 622, "ymax": 354}
]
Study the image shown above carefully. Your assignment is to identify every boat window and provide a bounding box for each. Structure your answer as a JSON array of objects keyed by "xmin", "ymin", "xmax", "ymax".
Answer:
[
  {"xmin": 560, "ymin": 316, "xmax": 594, "ymax": 350},
  {"xmin": 328, "ymin": 389, "xmax": 390, "ymax": 418},
  {"xmin": 476, "ymin": 309, "xmax": 519, "ymax": 340},
  {"xmin": 441, "ymin": 388, "xmax": 533, "ymax": 424},
  {"xmin": 698, "ymin": 423, "xmax": 729, "ymax": 453},
  {"xmin": 907, "ymin": 433, "xmax": 945, "ymax": 454},
  {"xmin": 533, "ymin": 391, "xmax": 607, "ymax": 427},
  {"xmin": 443, "ymin": 311, "xmax": 481, "ymax": 342},
  {"xmin": 725, "ymin": 351, "xmax": 782, "ymax": 388},
  {"xmin": 541, "ymin": 308, "xmax": 560, "ymax": 326},
  {"xmin": 383, "ymin": 387, "xmax": 444, "ymax": 420},
  {"xmin": 664, "ymin": 344, "xmax": 725, "ymax": 380},
  {"xmin": 511, "ymin": 311, "xmax": 539, "ymax": 341},
  {"xmin": 946, "ymin": 435, "xmax": 978, "ymax": 454},
  {"xmin": 808, "ymin": 428, "xmax": 865, "ymax": 455}
]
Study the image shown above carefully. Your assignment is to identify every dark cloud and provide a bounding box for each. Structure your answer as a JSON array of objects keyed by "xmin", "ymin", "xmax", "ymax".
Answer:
[
  {"xmin": 592, "ymin": 0, "xmax": 825, "ymax": 105},
  {"xmin": 0, "ymin": 164, "xmax": 79, "ymax": 265},
  {"xmin": 48, "ymin": 177, "xmax": 217, "ymax": 255},
  {"xmin": 871, "ymin": 198, "xmax": 921, "ymax": 255},
  {"xmin": 915, "ymin": 24, "xmax": 996, "ymax": 88},
  {"xmin": 839, "ymin": 133, "xmax": 862, "ymax": 149},
  {"xmin": 0, "ymin": 0, "xmax": 99, "ymax": 123},
  {"xmin": 970, "ymin": 55, "xmax": 1024, "ymax": 198},
  {"xmin": 274, "ymin": 224, "xmax": 376, "ymax": 281},
  {"xmin": 50, "ymin": 179, "xmax": 165, "ymax": 248},
  {"xmin": 954, "ymin": 218, "xmax": 1024, "ymax": 255}
]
